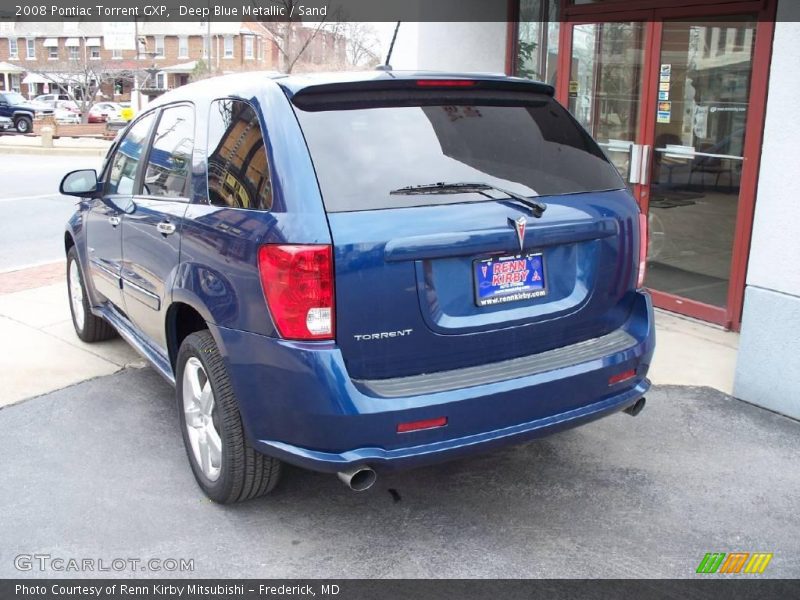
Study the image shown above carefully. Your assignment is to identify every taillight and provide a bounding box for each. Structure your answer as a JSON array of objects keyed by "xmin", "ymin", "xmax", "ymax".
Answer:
[
  {"xmin": 257, "ymin": 244, "xmax": 334, "ymax": 340},
  {"xmin": 637, "ymin": 212, "xmax": 648, "ymax": 288}
]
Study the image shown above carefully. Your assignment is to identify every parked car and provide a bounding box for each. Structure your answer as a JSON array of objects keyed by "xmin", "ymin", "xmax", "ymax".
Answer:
[
  {"xmin": 0, "ymin": 91, "xmax": 53, "ymax": 133},
  {"xmin": 87, "ymin": 108, "xmax": 107, "ymax": 123},
  {"xmin": 60, "ymin": 72, "xmax": 654, "ymax": 503},
  {"xmin": 92, "ymin": 102, "xmax": 124, "ymax": 122},
  {"xmin": 54, "ymin": 99, "xmax": 81, "ymax": 113},
  {"xmin": 34, "ymin": 93, "xmax": 72, "ymax": 108},
  {"xmin": 54, "ymin": 108, "xmax": 81, "ymax": 124}
]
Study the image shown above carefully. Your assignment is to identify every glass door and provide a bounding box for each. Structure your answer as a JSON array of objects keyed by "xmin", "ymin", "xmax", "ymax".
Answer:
[
  {"xmin": 561, "ymin": 10, "xmax": 764, "ymax": 327},
  {"xmin": 644, "ymin": 17, "xmax": 757, "ymax": 313},
  {"xmin": 567, "ymin": 22, "xmax": 649, "ymax": 188}
]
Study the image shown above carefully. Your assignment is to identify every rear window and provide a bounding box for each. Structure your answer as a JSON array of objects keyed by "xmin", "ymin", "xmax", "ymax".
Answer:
[{"xmin": 293, "ymin": 93, "xmax": 624, "ymax": 212}]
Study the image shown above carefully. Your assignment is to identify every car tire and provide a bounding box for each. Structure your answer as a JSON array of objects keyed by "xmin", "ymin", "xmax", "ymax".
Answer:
[
  {"xmin": 176, "ymin": 330, "xmax": 282, "ymax": 503},
  {"xmin": 66, "ymin": 247, "xmax": 116, "ymax": 343},
  {"xmin": 14, "ymin": 116, "xmax": 32, "ymax": 134}
]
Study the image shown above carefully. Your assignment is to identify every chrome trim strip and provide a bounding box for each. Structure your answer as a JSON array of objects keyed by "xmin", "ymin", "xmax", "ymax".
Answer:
[{"xmin": 121, "ymin": 277, "xmax": 161, "ymax": 310}]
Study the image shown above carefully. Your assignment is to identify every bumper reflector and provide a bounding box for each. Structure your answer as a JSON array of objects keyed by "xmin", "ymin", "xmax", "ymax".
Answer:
[
  {"xmin": 609, "ymin": 369, "xmax": 637, "ymax": 385},
  {"xmin": 397, "ymin": 416, "xmax": 447, "ymax": 433}
]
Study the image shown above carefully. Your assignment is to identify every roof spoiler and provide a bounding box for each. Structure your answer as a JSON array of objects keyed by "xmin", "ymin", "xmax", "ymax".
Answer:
[{"xmin": 288, "ymin": 77, "xmax": 555, "ymax": 111}]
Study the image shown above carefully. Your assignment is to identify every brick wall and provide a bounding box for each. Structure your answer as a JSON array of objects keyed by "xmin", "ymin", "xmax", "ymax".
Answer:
[{"xmin": 0, "ymin": 32, "xmax": 277, "ymax": 99}]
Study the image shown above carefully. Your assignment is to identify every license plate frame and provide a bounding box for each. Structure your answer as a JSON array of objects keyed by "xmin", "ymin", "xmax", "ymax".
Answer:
[{"xmin": 473, "ymin": 252, "xmax": 547, "ymax": 307}]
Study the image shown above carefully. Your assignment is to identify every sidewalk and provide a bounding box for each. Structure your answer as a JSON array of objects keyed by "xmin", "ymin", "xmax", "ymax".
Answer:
[
  {"xmin": 0, "ymin": 134, "xmax": 111, "ymax": 156},
  {"xmin": 0, "ymin": 260, "xmax": 740, "ymax": 408},
  {"xmin": 0, "ymin": 261, "xmax": 143, "ymax": 408}
]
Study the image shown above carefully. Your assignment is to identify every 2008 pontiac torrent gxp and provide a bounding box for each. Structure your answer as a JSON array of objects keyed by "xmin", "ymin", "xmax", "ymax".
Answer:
[{"xmin": 61, "ymin": 71, "xmax": 654, "ymax": 503}]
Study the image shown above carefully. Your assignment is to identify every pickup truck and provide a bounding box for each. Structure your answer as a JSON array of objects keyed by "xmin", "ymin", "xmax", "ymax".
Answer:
[{"xmin": 0, "ymin": 91, "xmax": 53, "ymax": 133}]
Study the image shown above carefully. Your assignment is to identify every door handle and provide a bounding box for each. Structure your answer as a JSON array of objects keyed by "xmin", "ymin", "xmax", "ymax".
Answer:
[
  {"xmin": 639, "ymin": 145, "xmax": 651, "ymax": 186},
  {"xmin": 108, "ymin": 216, "xmax": 121, "ymax": 227},
  {"xmin": 628, "ymin": 144, "xmax": 643, "ymax": 184},
  {"xmin": 157, "ymin": 221, "xmax": 176, "ymax": 235}
]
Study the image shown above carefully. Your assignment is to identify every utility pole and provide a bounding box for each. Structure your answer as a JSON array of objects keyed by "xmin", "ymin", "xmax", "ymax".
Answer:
[{"xmin": 133, "ymin": 18, "xmax": 141, "ymax": 113}]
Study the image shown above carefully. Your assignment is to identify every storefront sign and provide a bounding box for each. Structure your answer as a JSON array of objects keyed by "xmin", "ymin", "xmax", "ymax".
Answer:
[{"xmin": 569, "ymin": 81, "xmax": 579, "ymax": 97}]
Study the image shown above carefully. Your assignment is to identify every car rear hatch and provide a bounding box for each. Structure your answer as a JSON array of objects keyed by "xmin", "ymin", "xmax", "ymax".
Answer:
[{"xmin": 288, "ymin": 77, "xmax": 642, "ymax": 382}]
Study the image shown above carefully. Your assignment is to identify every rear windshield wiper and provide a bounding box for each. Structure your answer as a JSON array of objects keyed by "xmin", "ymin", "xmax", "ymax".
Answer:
[{"xmin": 389, "ymin": 182, "xmax": 546, "ymax": 217}]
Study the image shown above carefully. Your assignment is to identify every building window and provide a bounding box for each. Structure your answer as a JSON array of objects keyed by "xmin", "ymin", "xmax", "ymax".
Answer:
[
  {"xmin": 49, "ymin": 46, "xmax": 58, "ymax": 60},
  {"xmin": 244, "ymin": 35, "xmax": 254, "ymax": 59},
  {"xmin": 10, "ymin": 74, "xmax": 21, "ymax": 92},
  {"xmin": 178, "ymin": 35, "xmax": 188, "ymax": 58},
  {"xmin": 156, "ymin": 72, "xmax": 166, "ymax": 89},
  {"xmin": 155, "ymin": 36, "xmax": 165, "ymax": 58},
  {"xmin": 114, "ymin": 79, "xmax": 124, "ymax": 95},
  {"xmin": 112, "ymin": 48, "xmax": 122, "ymax": 59},
  {"xmin": 515, "ymin": 0, "xmax": 560, "ymax": 85},
  {"xmin": 257, "ymin": 37, "xmax": 264, "ymax": 60},
  {"xmin": 26, "ymin": 38, "xmax": 35, "ymax": 59},
  {"xmin": 9, "ymin": 38, "xmax": 19, "ymax": 59},
  {"xmin": 69, "ymin": 46, "xmax": 79, "ymax": 60},
  {"xmin": 89, "ymin": 46, "xmax": 100, "ymax": 60},
  {"xmin": 224, "ymin": 35, "xmax": 234, "ymax": 58}
]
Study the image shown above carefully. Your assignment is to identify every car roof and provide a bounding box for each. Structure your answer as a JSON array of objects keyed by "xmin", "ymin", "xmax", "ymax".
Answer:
[{"xmin": 145, "ymin": 70, "xmax": 554, "ymax": 110}]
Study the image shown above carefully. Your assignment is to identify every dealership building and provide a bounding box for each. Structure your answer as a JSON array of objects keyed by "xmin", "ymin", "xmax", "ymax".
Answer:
[{"xmin": 404, "ymin": 0, "xmax": 798, "ymax": 418}]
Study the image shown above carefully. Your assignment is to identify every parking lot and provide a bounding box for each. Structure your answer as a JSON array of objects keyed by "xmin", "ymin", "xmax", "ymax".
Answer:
[{"xmin": 1, "ymin": 366, "xmax": 798, "ymax": 578}]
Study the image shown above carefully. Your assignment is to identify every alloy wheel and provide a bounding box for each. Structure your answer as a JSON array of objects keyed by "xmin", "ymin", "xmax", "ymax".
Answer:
[
  {"xmin": 182, "ymin": 357, "xmax": 222, "ymax": 481},
  {"xmin": 68, "ymin": 259, "xmax": 85, "ymax": 331}
]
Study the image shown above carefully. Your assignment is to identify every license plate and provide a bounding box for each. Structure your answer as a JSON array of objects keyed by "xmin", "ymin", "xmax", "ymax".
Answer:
[{"xmin": 473, "ymin": 253, "xmax": 546, "ymax": 307}]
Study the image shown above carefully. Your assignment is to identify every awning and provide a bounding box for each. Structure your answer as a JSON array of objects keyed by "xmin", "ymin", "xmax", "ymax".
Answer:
[
  {"xmin": 65, "ymin": 38, "xmax": 80, "ymax": 47},
  {"xmin": 43, "ymin": 38, "xmax": 58, "ymax": 47},
  {"xmin": 86, "ymin": 37, "xmax": 101, "ymax": 47},
  {"xmin": 159, "ymin": 60, "xmax": 198, "ymax": 74},
  {"xmin": 0, "ymin": 61, "xmax": 25, "ymax": 73},
  {"xmin": 22, "ymin": 73, "xmax": 50, "ymax": 84}
]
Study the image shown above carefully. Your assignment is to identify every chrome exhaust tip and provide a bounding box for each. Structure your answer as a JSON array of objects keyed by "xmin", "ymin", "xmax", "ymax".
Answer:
[
  {"xmin": 337, "ymin": 466, "xmax": 377, "ymax": 492},
  {"xmin": 624, "ymin": 397, "xmax": 646, "ymax": 417}
]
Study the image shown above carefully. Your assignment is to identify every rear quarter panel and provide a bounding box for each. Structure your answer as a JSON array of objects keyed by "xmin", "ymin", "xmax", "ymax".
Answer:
[{"xmin": 174, "ymin": 80, "xmax": 332, "ymax": 336}]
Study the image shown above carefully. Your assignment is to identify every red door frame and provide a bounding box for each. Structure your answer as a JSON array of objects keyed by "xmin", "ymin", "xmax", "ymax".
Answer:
[{"xmin": 508, "ymin": 0, "xmax": 777, "ymax": 330}]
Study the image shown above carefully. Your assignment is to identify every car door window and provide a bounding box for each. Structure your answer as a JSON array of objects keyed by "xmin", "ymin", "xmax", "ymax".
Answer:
[
  {"xmin": 206, "ymin": 99, "xmax": 272, "ymax": 210},
  {"xmin": 106, "ymin": 113, "xmax": 156, "ymax": 195},
  {"xmin": 143, "ymin": 104, "xmax": 194, "ymax": 198}
]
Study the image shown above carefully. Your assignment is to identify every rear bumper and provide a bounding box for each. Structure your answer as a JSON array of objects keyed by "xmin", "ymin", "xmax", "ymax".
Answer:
[
  {"xmin": 213, "ymin": 292, "xmax": 655, "ymax": 473},
  {"xmin": 251, "ymin": 381, "xmax": 647, "ymax": 472}
]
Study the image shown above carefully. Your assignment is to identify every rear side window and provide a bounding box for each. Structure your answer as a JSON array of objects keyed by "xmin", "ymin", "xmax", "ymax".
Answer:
[
  {"xmin": 206, "ymin": 99, "xmax": 272, "ymax": 210},
  {"xmin": 143, "ymin": 104, "xmax": 194, "ymax": 198},
  {"xmin": 106, "ymin": 112, "xmax": 155, "ymax": 195},
  {"xmin": 293, "ymin": 95, "xmax": 624, "ymax": 212}
]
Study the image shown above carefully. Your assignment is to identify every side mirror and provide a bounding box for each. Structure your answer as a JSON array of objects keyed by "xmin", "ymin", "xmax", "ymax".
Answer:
[{"xmin": 60, "ymin": 169, "xmax": 99, "ymax": 197}]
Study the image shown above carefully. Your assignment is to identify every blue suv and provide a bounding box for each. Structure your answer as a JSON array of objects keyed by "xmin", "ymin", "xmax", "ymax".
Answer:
[{"xmin": 61, "ymin": 71, "xmax": 654, "ymax": 503}]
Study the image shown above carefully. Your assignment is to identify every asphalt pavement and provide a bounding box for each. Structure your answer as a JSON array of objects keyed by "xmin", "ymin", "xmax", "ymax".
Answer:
[
  {"xmin": 0, "ymin": 154, "xmax": 102, "ymax": 271},
  {"xmin": 1, "ymin": 367, "xmax": 798, "ymax": 578}
]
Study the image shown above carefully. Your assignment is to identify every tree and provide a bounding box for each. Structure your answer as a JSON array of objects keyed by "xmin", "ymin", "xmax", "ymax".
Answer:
[
  {"xmin": 251, "ymin": 0, "xmax": 345, "ymax": 73},
  {"xmin": 28, "ymin": 59, "xmax": 139, "ymax": 123},
  {"xmin": 337, "ymin": 22, "xmax": 380, "ymax": 68}
]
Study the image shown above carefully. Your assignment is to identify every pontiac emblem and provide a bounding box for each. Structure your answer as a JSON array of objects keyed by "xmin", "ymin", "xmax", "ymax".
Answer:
[{"xmin": 509, "ymin": 216, "xmax": 527, "ymax": 251}]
